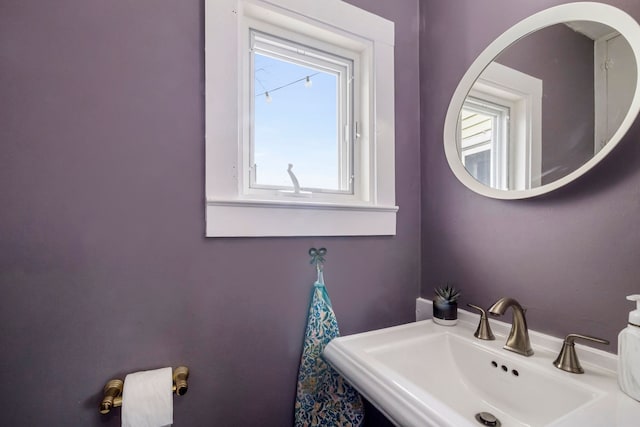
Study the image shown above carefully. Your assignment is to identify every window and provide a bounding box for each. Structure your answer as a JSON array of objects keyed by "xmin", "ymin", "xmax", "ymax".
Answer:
[
  {"xmin": 460, "ymin": 97, "xmax": 511, "ymax": 189},
  {"xmin": 248, "ymin": 29, "xmax": 355, "ymax": 196},
  {"xmin": 205, "ymin": 0, "xmax": 396, "ymax": 237},
  {"xmin": 460, "ymin": 63, "xmax": 542, "ymax": 190}
]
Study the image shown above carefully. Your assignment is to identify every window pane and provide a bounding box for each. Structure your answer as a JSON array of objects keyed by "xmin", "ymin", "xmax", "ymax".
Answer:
[
  {"xmin": 461, "ymin": 108, "xmax": 494, "ymax": 185},
  {"xmin": 460, "ymin": 109, "xmax": 493, "ymax": 148},
  {"xmin": 253, "ymin": 53, "xmax": 340, "ymax": 190},
  {"xmin": 465, "ymin": 150, "xmax": 491, "ymax": 186},
  {"xmin": 460, "ymin": 97, "xmax": 510, "ymax": 189}
]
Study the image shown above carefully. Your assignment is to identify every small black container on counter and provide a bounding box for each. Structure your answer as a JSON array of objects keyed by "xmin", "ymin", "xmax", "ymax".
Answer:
[{"xmin": 432, "ymin": 285, "xmax": 460, "ymax": 326}]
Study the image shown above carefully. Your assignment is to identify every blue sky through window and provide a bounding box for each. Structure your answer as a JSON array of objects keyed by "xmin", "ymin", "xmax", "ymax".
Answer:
[{"xmin": 254, "ymin": 53, "xmax": 340, "ymax": 190}]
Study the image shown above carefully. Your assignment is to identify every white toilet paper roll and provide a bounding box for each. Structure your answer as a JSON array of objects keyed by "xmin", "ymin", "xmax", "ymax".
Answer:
[{"xmin": 121, "ymin": 367, "xmax": 173, "ymax": 427}]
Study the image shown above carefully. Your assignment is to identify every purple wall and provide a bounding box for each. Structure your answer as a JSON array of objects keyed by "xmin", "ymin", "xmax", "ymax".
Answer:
[
  {"xmin": 497, "ymin": 24, "xmax": 595, "ymax": 184},
  {"xmin": 420, "ymin": 0, "xmax": 640, "ymax": 352},
  {"xmin": 0, "ymin": 0, "xmax": 419, "ymax": 425}
]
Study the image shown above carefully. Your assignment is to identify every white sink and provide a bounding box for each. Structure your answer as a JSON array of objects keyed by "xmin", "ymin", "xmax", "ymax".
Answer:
[
  {"xmin": 324, "ymin": 309, "xmax": 640, "ymax": 427},
  {"xmin": 368, "ymin": 330, "xmax": 596, "ymax": 426}
]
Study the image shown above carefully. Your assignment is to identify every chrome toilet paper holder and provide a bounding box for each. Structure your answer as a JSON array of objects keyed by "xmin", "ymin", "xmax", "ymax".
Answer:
[{"xmin": 99, "ymin": 366, "xmax": 189, "ymax": 414}]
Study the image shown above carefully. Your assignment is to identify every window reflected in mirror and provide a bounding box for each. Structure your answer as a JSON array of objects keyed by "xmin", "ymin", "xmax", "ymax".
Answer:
[
  {"xmin": 460, "ymin": 98, "xmax": 510, "ymax": 189},
  {"xmin": 459, "ymin": 62, "xmax": 542, "ymax": 191}
]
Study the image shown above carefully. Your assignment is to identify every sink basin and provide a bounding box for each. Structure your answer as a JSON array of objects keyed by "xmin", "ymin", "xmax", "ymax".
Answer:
[
  {"xmin": 369, "ymin": 331, "xmax": 596, "ymax": 426},
  {"xmin": 324, "ymin": 308, "xmax": 640, "ymax": 427}
]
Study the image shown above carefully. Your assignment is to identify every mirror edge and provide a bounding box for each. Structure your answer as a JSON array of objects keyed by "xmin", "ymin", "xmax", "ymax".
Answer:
[{"xmin": 443, "ymin": 2, "xmax": 640, "ymax": 200}]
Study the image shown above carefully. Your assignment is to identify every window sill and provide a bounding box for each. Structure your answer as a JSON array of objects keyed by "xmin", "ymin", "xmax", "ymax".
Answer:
[{"xmin": 206, "ymin": 199, "xmax": 398, "ymax": 237}]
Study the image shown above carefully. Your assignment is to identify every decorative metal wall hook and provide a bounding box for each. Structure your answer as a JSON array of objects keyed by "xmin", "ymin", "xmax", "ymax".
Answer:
[
  {"xmin": 309, "ymin": 248, "xmax": 327, "ymax": 284},
  {"xmin": 309, "ymin": 248, "xmax": 327, "ymax": 283},
  {"xmin": 309, "ymin": 248, "xmax": 327, "ymax": 272}
]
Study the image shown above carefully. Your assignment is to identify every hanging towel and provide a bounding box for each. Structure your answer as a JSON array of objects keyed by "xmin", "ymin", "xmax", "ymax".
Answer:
[{"xmin": 294, "ymin": 275, "xmax": 364, "ymax": 426}]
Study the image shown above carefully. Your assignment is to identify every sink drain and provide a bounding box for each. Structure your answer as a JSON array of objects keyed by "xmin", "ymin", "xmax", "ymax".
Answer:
[{"xmin": 475, "ymin": 412, "xmax": 501, "ymax": 427}]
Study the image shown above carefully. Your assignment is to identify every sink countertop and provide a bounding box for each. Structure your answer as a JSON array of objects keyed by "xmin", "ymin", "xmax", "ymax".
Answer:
[{"xmin": 324, "ymin": 308, "xmax": 640, "ymax": 427}]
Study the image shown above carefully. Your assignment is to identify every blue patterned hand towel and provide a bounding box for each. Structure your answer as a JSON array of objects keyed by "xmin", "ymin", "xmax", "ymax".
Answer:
[{"xmin": 294, "ymin": 277, "xmax": 364, "ymax": 426}]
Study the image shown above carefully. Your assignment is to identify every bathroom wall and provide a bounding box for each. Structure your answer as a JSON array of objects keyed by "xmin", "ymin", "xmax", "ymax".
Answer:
[
  {"xmin": 420, "ymin": 0, "xmax": 640, "ymax": 351},
  {"xmin": 497, "ymin": 24, "xmax": 595, "ymax": 184},
  {"xmin": 0, "ymin": 0, "xmax": 419, "ymax": 425}
]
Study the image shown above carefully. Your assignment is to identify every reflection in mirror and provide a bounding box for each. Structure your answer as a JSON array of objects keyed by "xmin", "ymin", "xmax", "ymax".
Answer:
[{"xmin": 458, "ymin": 21, "xmax": 637, "ymax": 190}]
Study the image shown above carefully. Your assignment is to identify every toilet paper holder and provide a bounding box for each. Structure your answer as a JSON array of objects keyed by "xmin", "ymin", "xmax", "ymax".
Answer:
[{"xmin": 99, "ymin": 366, "xmax": 189, "ymax": 414}]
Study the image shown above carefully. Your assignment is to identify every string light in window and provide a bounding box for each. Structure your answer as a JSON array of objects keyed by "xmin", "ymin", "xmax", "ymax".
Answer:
[{"xmin": 255, "ymin": 72, "xmax": 320, "ymax": 103}]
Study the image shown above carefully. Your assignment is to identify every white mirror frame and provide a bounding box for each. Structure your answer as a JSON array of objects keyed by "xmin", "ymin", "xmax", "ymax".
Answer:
[{"xmin": 444, "ymin": 2, "xmax": 640, "ymax": 199}]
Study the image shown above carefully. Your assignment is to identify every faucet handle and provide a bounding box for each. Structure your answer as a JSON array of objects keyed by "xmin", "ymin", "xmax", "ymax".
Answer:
[
  {"xmin": 467, "ymin": 304, "xmax": 495, "ymax": 340},
  {"xmin": 553, "ymin": 333, "xmax": 610, "ymax": 374}
]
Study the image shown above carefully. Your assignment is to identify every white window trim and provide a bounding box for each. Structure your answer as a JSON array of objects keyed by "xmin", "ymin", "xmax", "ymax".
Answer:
[
  {"xmin": 467, "ymin": 62, "xmax": 542, "ymax": 190},
  {"xmin": 205, "ymin": 0, "xmax": 396, "ymax": 237},
  {"xmin": 460, "ymin": 97, "xmax": 512, "ymax": 189}
]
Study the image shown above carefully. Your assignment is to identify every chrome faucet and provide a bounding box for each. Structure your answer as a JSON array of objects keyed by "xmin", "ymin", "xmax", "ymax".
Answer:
[{"xmin": 488, "ymin": 298, "xmax": 534, "ymax": 356}]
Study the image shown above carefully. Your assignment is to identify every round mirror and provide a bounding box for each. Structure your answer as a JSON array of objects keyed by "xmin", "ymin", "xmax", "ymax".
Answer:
[{"xmin": 444, "ymin": 3, "xmax": 640, "ymax": 199}]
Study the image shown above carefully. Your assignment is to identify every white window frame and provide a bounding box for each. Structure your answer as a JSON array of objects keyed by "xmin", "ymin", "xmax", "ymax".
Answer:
[
  {"xmin": 464, "ymin": 62, "xmax": 542, "ymax": 190},
  {"xmin": 460, "ymin": 97, "xmax": 511, "ymax": 189},
  {"xmin": 205, "ymin": 0, "xmax": 396, "ymax": 237}
]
